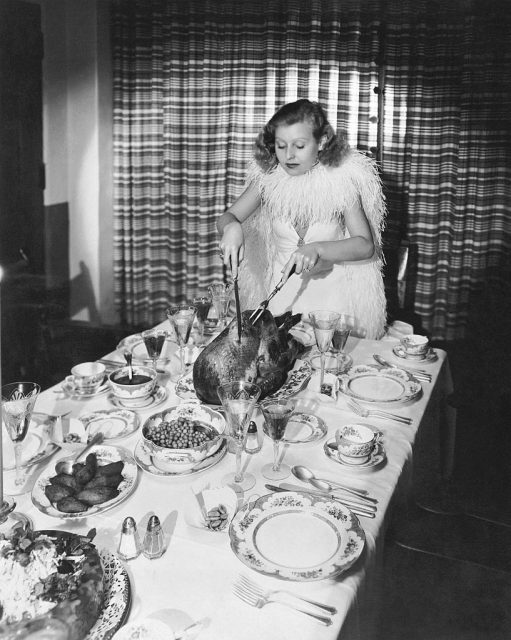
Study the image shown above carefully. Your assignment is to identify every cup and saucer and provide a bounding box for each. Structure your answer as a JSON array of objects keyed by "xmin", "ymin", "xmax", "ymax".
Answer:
[
  {"xmin": 62, "ymin": 362, "xmax": 109, "ymax": 398},
  {"xmin": 393, "ymin": 334, "xmax": 438, "ymax": 363},
  {"xmin": 324, "ymin": 423, "xmax": 386, "ymax": 470}
]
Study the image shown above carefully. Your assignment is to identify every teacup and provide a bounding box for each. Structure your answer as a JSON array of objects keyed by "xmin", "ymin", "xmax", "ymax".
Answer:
[
  {"xmin": 335, "ymin": 423, "xmax": 377, "ymax": 464},
  {"xmin": 400, "ymin": 334, "xmax": 429, "ymax": 357},
  {"xmin": 66, "ymin": 362, "xmax": 106, "ymax": 394}
]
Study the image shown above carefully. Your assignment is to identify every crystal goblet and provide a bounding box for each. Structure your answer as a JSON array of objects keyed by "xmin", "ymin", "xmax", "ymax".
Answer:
[
  {"xmin": 192, "ymin": 295, "xmax": 212, "ymax": 346},
  {"xmin": 208, "ymin": 283, "xmax": 232, "ymax": 332},
  {"xmin": 165, "ymin": 305, "xmax": 197, "ymax": 379},
  {"xmin": 309, "ymin": 310, "xmax": 341, "ymax": 389},
  {"xmin": 2, "ymin": 382, "xmax": 41, "ymax": 490},
  {"xmin": 330, "ymin": 313, "xmax": 355, "ymax": 374},
  {"xmin": 260, "ymin": 398, "xmax": 295, "ymax": 480},
  {"xmin": 141, "ymin": 327, "xmax": 167, "ymax": 372},
  {"xmin": 217, "ymin": 381, "xmax": 261, "ymax": 491}
]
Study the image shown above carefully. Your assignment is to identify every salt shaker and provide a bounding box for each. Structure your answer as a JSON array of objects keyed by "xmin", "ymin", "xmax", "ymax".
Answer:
[
  {"xmin": 143, "ymin": 515, "xmax": 165, "ymax": 559},
  {"xmin": 244, "ymin": 420, "xmax": 262, "ymax": 454},
  {"xmin": 117, "ymin": 516, "xmax": 142, "ymax": 561}
]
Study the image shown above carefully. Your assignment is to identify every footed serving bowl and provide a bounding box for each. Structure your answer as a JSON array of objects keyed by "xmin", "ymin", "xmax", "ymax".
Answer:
[
  {"xmin": 108, "ymin": 365, "xmax": 157, "ymax": 402},
  {"xmin": 141, "ymin": 403, "xmax": 226, "ymax": 473}
]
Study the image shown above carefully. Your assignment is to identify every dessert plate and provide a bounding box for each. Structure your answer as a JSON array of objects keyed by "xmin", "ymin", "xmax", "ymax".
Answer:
[
  {"xmin": 392, "ymin": 344, "xmax": 438, "ymax": 363},
  {"xmin": 229, "ymin": 490, "xmax": 365, "ymax": 581},
  {"xmin": 80, "ymin": 409, "xmax": 139, "ymax": 440},
  {"xmin": 338, "ymin": 365, "xmax": 422, "ymax": 405},
  {"xmin": 276, "ymin": 412, "xmax": 327, "ymax": 444},
  {"xmin": 324, "ymin": 437, "xmax": 386, "ymax": 470},
  {"xmin": 32, "ymin": 445, "xmax": 139, "ymax": 519},
  {"xmin": 133, "ymin": 437, "xmax": 227, "ymax": 477},
  {"xmin": 109, "ymin": 384, "xmax": 168, "ymax": 410}
]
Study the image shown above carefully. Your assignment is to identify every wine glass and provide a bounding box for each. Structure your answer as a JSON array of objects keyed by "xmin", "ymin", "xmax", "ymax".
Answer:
[
  {"xmin": 309, "ymin": 310, "xmax": 341, "ymax": 389},
  {"xmin": 260, "ymin": 398, "xmax": 295, "ymax": 480},
  {"xmin": 165, "ymin": 304, "xmax": 197, "ymax": 379},
  {"xmin": 2, "ymin": 382, "xmax": 41, "ymax": 490},
  {"xmin": 141, "ymin": 327, "xmax": 168, "ymax": 372},
  {"xmin": 217, "ymin": 380, "xmax": 261, "ymax": 491},
  {"xmin": 192, "ymin": 295, "xmax": 212, "ymax": 346},
  {"xmin": 330, "ymin": 313, "xmax": 355, "ymax": 374},
  {"xmin": 208, "ymin": 283, "xmax": 232, "ymax": 332}
]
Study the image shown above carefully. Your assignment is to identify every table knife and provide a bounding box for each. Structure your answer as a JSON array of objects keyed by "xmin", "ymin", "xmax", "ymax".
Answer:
[{"xmin": 265, "ymin": 484, "xmax": 376, "ymax": 518}]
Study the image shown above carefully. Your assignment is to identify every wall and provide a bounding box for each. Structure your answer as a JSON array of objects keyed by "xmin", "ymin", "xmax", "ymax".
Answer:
[{"xmin": 37, "ymin": 0, "xmax": 116, "ymax": 323}]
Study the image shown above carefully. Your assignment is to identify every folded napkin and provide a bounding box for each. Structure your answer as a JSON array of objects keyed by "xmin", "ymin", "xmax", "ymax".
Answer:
[
  {"xmin": 306, "ymin": 370, "xmax": 338, "ymax": 403},
  {"xmin": 185, "ymin": 483, "xmax": 239, "ymax": 532}
]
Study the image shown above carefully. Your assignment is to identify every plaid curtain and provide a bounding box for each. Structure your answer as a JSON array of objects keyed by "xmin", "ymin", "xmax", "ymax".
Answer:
[{"xmin": 112, "ymin": 0, "xmax": 511, "ymax": 340}]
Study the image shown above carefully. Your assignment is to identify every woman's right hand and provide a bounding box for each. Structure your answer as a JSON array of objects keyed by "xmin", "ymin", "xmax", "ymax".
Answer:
[{"xmin": 219, "ymin": 220, "xmax": 245, "ymax": 278}]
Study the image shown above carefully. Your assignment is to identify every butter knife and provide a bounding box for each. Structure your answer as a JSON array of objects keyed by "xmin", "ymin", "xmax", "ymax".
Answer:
[{"xmin": 265, "ymin": 484, "xmax": 376, "ymax": 518}]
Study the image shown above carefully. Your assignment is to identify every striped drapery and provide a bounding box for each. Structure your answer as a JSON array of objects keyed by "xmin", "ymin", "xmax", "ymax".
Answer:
[
  {"xmin": 111, "ymin": 0, "xmax": 381, "ymax": 327},
  {"xmin": 112, "ymin": 0, "xmax": 511, "ymax": 340}
]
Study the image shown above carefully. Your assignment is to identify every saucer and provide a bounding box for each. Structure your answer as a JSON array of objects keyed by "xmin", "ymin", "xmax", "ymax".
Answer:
[
  {"xmin": 324, "ymin": 437, "xmax": 386, "ymax": 470},
  {"xmin": 109, "ymin": 384, "xmax": 168, "ymax": 410},
  {"xmin": 392, "ymin": 344, "xmax": 438, "ymax": 363},
  {"xmin": 61, "ymin": 377, "xmax": 109, "ymax": 399},
  {"xmin": 133, "ymin": 438, "xmax": 227, "ymax": 476}
]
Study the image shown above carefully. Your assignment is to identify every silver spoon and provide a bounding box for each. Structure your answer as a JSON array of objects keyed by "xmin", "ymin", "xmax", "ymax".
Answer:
[
  {"xmin": 124, "ymin": 351, "xmax": 134, "ymax": 381},
  {"xmin": 291, "ymin": 465, "xmax": 374, "ymax": 501},
  {"xmin": 55, "ymin": 432, "xmax": 104, "ymax": 475},
  {"xmin": 309, "ymin": 477, "xmax": 378, "ymax": 505}
]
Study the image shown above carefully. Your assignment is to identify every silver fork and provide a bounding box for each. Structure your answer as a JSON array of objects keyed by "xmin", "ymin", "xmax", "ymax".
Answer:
[
  {"xmin": 233, "ymin": 580, "xmax": 333, "ymax": 626},
  {"xmin": 347, "ymin": 398, "xmax": 412, "ymax": 424},
  {"xmin": 237, "ymin": 574, "xmax": 338, "ymax": 616}
]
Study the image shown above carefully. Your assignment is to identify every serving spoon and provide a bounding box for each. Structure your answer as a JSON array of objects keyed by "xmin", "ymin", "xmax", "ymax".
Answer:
[
  {"xmin": 291, "ymin": 465, "xmax": 376, "ymax": 502},
  {"xmin": 55, "ymin": 432, "xmax": 104, "ymax": 475}
]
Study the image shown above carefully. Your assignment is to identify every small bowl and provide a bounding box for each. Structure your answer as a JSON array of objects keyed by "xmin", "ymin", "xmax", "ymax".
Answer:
[
  {"xmin": 400, "ymin": 334, "xmax": 429, "ymax": 357},
  {"xmin": 141, "ymin": 403, "xmax": 226, "ymax": 473},
  {"xmin": 108, "ymin": 365, "xmax": 157, "ymax": 402},
  {"xmin": 335, "ymin": 423, "xmax": 376, "ymax": 462}
]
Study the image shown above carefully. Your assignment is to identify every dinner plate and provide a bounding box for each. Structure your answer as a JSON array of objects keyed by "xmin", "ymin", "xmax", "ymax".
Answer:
[
  {"xmin": 324, "ymin": 437, "xmax": 386, "ymax": 470},
  {"xmin": 80, "ymin": 409, "xmax": 139, "ymax": 440},
  {"xmin": 338, "ymin": 365, "xmax": 422, "ymax": 404},
  {"xmin": 109, "ymin": 384, "xmax": 168, "ymax": 410},
  {"xmin": 116, "ymin": 333, "xmax": 177, "ymax": 366},
  {"xmin": 229, "ymin": 491, "xmax": 365, "ymax": 581},
  {"xmin": 2, "ymin": 413, "xmax": 59, "ymax": 471},
  {"xmin": 87, "ymin": 551, "xmax": 131, "ymax": 640},
  {"xmin": 175, "ymin": 361, "xmax": 312, "ymax": 404},
  {"xmin": 392, "ymin": 344, "xmax": 438, "ymax": 363},
  {"xmin": 32, "ymin": 445, "xmax": 139, "ymax": 519},
  {"xmin": 273, "ymin": 412, "xmax": 327, "ymax": 444},
  {"xmin": 61, "ymin": 377, "xmax": 110, "ymax": 399},
  {"xmin": 133, "ymin": 437, "xmax": 227, "ymax": 477}
]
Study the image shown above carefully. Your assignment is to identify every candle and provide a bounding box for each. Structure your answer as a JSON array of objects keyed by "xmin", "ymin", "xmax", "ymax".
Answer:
[{"xmin": 0, "ymin": 266, "xmax": 3, "ymax": 505}]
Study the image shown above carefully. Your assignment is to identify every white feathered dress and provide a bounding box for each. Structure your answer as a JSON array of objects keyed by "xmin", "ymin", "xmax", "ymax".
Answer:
[{"xmin": 238, "ymin": 149, "xmax": 387, "ymax": 340}]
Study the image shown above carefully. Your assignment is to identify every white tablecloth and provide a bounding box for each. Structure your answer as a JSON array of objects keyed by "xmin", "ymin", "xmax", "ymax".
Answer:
[{"xmin": 14, "ymin": 334, "xmax": 453, "ymax": 640}]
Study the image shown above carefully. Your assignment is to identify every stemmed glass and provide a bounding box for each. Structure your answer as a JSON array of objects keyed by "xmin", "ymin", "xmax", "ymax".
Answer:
[
  {"xmin": 217, "ymin": 381, "xmax": 261, "ymax": 491},
  {"xmin": 165, "ymin": 305, "xmax": 197, "ymax": 379},
  {"xmin": 141, "ymin": 327, "xmax": 168, "ymax": 372},
  {"xmin": 192, "ymin": 295, "xmax": 212, "ymax": 346},
  {"xmin": 2, "ymin": 382, "xmax": 41, "ymax": 490},
  {"xmin": 330, "ymin": 313, "xmax": 355, "ymax": 374},
  {"xmin": 260, "ymin": 398, "xmax": 295, "ymax": 480},
  {"xmin": 309, "ymin": 310, "xmax": 341, "ymax": 389},
  {"xmin": 208, "ymin": 284, "xmax": 232, "ymax": 332}
]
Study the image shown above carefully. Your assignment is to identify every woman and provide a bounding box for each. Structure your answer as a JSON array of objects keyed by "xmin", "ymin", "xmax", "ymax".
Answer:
[{"xmin": 217, "ymin": 99, "xmax": 387, "ymax": 339}]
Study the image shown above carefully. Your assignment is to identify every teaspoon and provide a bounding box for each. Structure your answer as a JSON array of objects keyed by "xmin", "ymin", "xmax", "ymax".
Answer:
[
  {"xmin": 124, "ymin": 351, "xmax": 134, "ymax": 381},
  {"xmin": 291, "ymin": 465, "xmax": 375, "ymax": 502}
]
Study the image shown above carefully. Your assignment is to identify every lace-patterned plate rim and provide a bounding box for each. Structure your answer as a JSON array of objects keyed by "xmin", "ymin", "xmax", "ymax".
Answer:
[
  {"xmin": 337, "ymin": 364, "xmax": 422, "ymax": 405},
  {"xmin": 268, "ymin": 361, "xmax": 313, "ymax": 400},
  {"xmin": 85, "ymin": 550, "xmax": 131, "ymax": 640}
]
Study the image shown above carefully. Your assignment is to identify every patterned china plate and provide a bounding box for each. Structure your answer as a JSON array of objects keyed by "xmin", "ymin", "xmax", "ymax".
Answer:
[
  {"xmin": 32, "ymin": 445, "xmax": 139, "ymax": 519},
  {"xmin": 109, "ymin": 384, "xmax": 168, "ymax": 410},
  {"xmin": 116, "ymin": 333, "xmax": 177, "ymax": 366},
  {"xmin": 324, "ymin": 437, "xmax": 387, "ymax": 470},
  {"xmin": 338, "ymin": 365, "xmax": 422, "ymax": 404},
  {"xmin": 175, "ymin": 361, "xmax": 312, "ymax": 403},
  {"xmin": 229, "ymin": 490, "xmax": 365, "ymax": 581},
  {"xmin": 133, "ymin": 437, "xmax": 227, "ymax": 477},
  {"xmin": 80, "ymin": 409, "xmax": 139, "ymax": 440},
  {"xmin": 274, "ymin": 412, "xmax": 327, "ymax": 444},
  {"xmin": 392, "ymin": 344, "xmax": 438, "ymax": 363},
  {"xmin": 2, "ymin": 413, "xmax": 59, "ymax": 471}
]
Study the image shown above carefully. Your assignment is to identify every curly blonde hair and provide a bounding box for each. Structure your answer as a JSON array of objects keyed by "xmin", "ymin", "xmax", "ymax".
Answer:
[{"xmin": 253, "ymin": 99, "xmax": 350, "ymax": 172}]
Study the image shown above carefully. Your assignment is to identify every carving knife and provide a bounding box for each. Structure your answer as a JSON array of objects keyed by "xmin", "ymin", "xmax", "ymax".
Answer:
[{"xmin": 265, "ymin": 484, "xmax": 376, "ymax": 518}]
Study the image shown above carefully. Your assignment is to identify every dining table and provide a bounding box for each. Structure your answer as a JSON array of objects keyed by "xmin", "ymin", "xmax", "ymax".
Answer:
[{"xmin": 4, "ymin": 321, "xmax": 454, "ymax": 640}]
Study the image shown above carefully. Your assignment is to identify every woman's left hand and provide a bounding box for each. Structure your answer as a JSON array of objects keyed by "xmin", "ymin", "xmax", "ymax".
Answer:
[{"xmin": 281, "ymin": 243, "xmax": 330, "ymax": 280}]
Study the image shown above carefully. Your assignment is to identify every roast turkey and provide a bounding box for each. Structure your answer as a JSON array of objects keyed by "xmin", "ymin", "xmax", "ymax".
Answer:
[{"xmin": 192, "ymin": 309, "xmax": 305, "ymax": 404}]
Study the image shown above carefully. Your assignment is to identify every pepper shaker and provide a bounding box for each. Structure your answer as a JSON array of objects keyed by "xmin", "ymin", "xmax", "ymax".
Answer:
[
  {"xmin": 117, "ymin": 516, "xmax": 142, "ymax": 561},
  {"xmin": 143, "ymin": 515, "xmax": 165, "ymax": 559}
]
